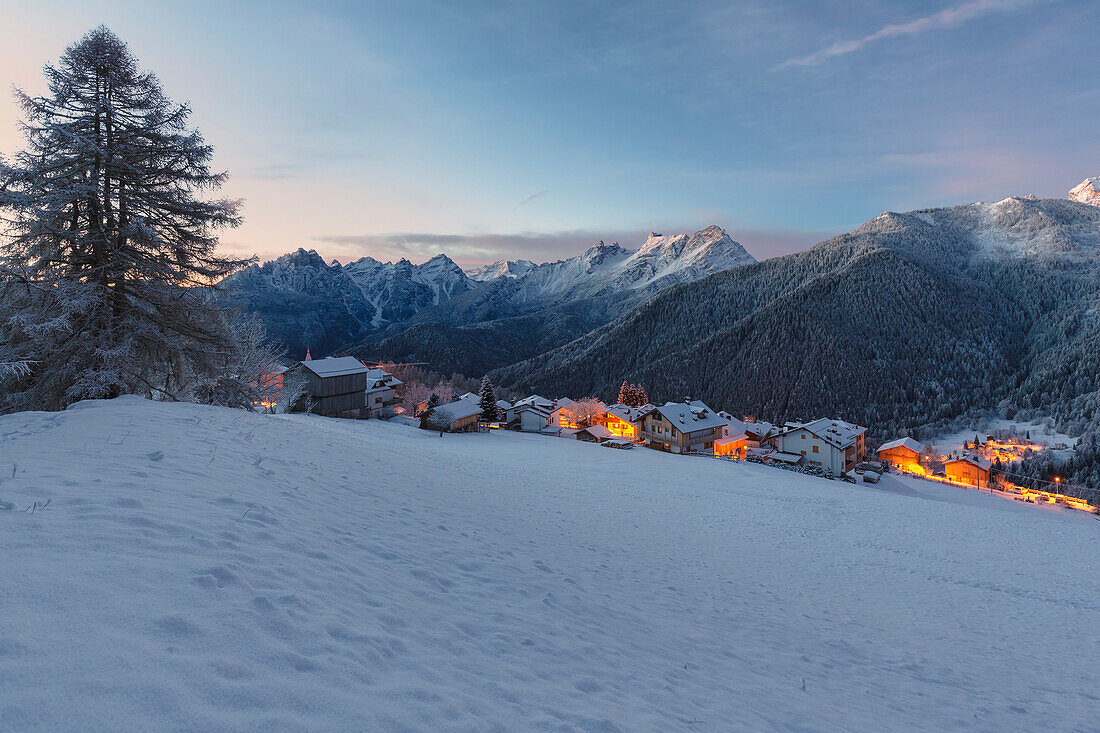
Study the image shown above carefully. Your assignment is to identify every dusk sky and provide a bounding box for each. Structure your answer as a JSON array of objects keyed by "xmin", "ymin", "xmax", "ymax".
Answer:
[{"xmin": 2, "ymin": 0, "xmax": 1097, "ymax": 265}]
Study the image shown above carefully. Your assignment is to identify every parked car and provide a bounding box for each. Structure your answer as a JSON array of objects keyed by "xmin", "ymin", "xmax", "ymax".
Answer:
[{"xmin": 601, "ymin": 438, "xmax": 634, "ymax": 450}]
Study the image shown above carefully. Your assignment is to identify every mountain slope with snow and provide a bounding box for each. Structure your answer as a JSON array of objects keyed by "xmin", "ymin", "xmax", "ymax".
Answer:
[
  {"xmin": 495, "ymin": 198, "xmax": 1100, "ymax": 452},
  {"xmin": 342, "ymin": 253, "xmax": 474, "ymax": 327},
  {"xmin": 2, "ymin": 397, "xmax": 1098, "ymax": 730},
  {"xmin": 477, "ymin": 225, "xmax": 755, "ymax": 307},
  {"xmin": 466, "ymin": 259, "xmax": 537, "ymax": 281},
  {"xmin": 221, "ymin": 250, "xmax": 474, "ymax": 357},
  {"xmin": 1069, "ymin": 177, "xmax": 1100, "ymax": 207},
  {"xmin": 221, "ymin": 227, "xmax": 752, "ymax": 360}
]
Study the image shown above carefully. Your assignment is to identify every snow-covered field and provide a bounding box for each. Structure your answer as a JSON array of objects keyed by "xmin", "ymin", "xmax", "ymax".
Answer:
[{"xmin": 2, "ymin": 397, "xmax": 1098, "ymax": 731}]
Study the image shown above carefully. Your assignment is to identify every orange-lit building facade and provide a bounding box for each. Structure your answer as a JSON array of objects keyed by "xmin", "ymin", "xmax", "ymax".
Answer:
[
  {"xmin": 599, "ymin": 411, "xmax": 638, "ymax": 439},
  {"xmin": 943, "ymin": 454, "xmax": 991, "ymax": 488},
  {"xmin": 877, "ymin": 438, "xmax": 923, "ymax": 473},
  {"xmin": 714, "ymin": 433, "xmax": 747, "ymax": 459}
]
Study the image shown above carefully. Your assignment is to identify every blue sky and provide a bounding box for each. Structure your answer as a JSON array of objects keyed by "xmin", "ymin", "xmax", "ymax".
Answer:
[{"xmin": 2, "ymin": 0, "xmax": 1097, "ymax": 264}]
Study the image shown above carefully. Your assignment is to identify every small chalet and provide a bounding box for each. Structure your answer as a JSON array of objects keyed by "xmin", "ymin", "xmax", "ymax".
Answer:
[
  {"xmin": 943, "ymin": 452, "xmax": 992, "ymax": 488},
  {"xmin": 548, "ymin": 398, "xmax": 579, "ymax": 429},
  {"xmin": 743, "ymin": 421, "xmax": 780, "ymax": 449},
  {"xmin": 434, "ymin": 396, "xmax": 482, "ymax": 432},
  {"xmin": 598, "ymin": 404, "xmax": 650, "ymax": 440},
  {"xmin": 364, "ymin": 368, "xmax": 403, "ymax": 417},
  {"xmin": 877, "ymin": 437, "xmax": 923, "ymax": 473},
  {"xmin": 570, "ymin": 424, "xmax": 614, "ymax": 443},
  {"xmin": 640, "ymin": 401, "xmax": 726, "ymax": 454},
  {"xmin": 714, "ymin": 422, "xmax": 748, "ymax": 459},
  {"xmin": 776, "ymin": 418, "xmax": 867, "ymax": 476},
  {"xmin": 288, "ymin": 356, "xmax": 369, "ymax": 417},
  {"xmin": 507, "ymin": 395, "xmax": 556, "ymax": 432}
]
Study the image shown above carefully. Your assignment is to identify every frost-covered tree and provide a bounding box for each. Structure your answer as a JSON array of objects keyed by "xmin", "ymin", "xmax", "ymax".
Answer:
[
  {"xmin": 0, "ymin": 26, "xmax": 254, "ymax": 412},
  {"xmin": 616, "ymin": 381, "xmax": 648, "ymax": 407},
  {"xmin": 419, "ymin": 393, "xmax": 444, "ymax": 430},
  {"xmin": 478, "ymin": 376, "xmax": 498, "ymax": 422},
  {"xmin": 570, "ymin": 398, "xmax": 607, "ymax": 428}
]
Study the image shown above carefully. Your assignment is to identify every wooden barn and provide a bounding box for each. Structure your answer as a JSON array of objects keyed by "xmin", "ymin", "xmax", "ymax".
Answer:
[
  {"xmin": 877, "ymin": 437, "xmax": 923, "ymax": 473},
  {"xmin": 433, "ymin": 396, "xmax": 482, "ymax": 432},
  {"xmin": 943, "ymin": 453, "xmax": 992, "ymax": 488},
  {"xmin": 288, "ymin": 356, "xmax": 369, "ymax": 417}
]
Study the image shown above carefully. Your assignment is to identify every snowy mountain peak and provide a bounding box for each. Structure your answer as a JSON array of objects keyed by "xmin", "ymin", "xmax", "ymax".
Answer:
[
  {"xmin": 499, "ymin": 226, "xmax": 755, "ymax": 305},
  {"xmin": 1069, "ymin": 177, "xmax": 1100, "ymax": 207},
  {"xmin": 466, "ymin": 259, "xmax": 538, "ymax": 281},
  {"xmin": 631, "ymin": 225, "xmax": 753, "ymax": 273},
  {"xmin": 579, "ymin": 241, "xmax": 629, "ymax": 268}
]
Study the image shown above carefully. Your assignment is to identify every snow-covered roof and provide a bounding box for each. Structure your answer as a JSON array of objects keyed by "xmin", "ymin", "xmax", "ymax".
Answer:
[
  {"xmin": 770, "ymin": 451, "xmax": 804, "ymax": 464},
  {"xmin": 782, "ymin": 418, "xmax": 866, "ymax": 450},
  {"xmin": 299, "ymin": 356, "xmax": 368, "ymax": 378},
  {"xmin": 743, "ymin": 421, "xmax": 778, "ymax": 440},
  {"xmin": 437, "ymin": 396, "xmax": 481, "ymax": 422},
  {"xmin": 944, "ymin": 452, "xmax": 992, "ymax": 471},
  {"xmin": 606, "ymin": 403, "xmax": 652, "ymax": 424},
  {"xmin": 511, "ymin": 402, "xmax": 553, "ymax": 422},
  {"xmin": 878, "ymin": 437, "xmax": 922, "ymax": 454},
  {"xmin": 496, "ymin": 400, "xmax": 512, "ymax": 409},
  {"xmin": 364, "ymin": 368, "xmax": 402, "ymax": 390},
  {"xmin": 456, "ymin": 392, "xmax": 478, "ymax": 401},
  {"xmin": 512, "ymin": 395, "xmax": 553, "ymax": 410},
  {"xmin": 575, "ymin": 424, "xmax": 613, "ymax": 440},
  {"xmin": 652, "ymin": 401, "xmax": 727, "ymax": 432}
]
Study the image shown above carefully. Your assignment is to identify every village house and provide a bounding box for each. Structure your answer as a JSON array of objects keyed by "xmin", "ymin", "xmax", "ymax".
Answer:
[
  {"xmin": 640, "ymin": 401, "xmax": 726, "ymax": 454},
  {"xmin": 506, "ymin": 395, "xmax": 552, "ymax": 423},
  {"xmin": 507, "ymin": 395, "xmax": 556, "ymax": 433},
  {"xmin": 364, "ymin": 368, "xmax": 403, "ymax": 417},
  {"xmin": 943, "ymin": 452, "xmax": 992, "ymax": 488},
  {"xmin": 433, "ymin": 395, "xmax": 482, "ymax": 432},
  {"xmin": 714, "ymin": 420, "xmax": 748, "ymax": 459},
  {"xmin": 548, "ymin": 398, "xmax": 579, "ymax": 429},
  {"xmin": 598, "ymin": 404, "xmax": 650, "ymax": 440},
  {"xmin": 743, "ymin": 421, "xmax": 779, "ymax": 450},
  {"xmin": 877, "ymin": 437, "xmax": 923, "ymax": 473},
  {"xmin": 569, "ymin": 424, "xmax": 614, "ymax": 443},
  {"xmin": 776, "ymin": 418, "xmax": 867, "ymax": 476},
  {"xmin": 286, "ymin": 356, "xmax": 369, "ymax": 417}
]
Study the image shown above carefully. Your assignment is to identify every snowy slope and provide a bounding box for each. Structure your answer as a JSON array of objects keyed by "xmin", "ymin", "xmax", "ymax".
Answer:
[{"xmin": 2, "ymin": 398, "xmax": 1098, "ymax": 730}]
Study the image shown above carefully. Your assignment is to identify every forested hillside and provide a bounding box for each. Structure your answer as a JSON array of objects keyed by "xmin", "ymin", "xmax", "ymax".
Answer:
[
  {"xmin": 350, "ymin": 301, "xmax": 609, "ymax": 378},
  {"xmin": 492, "ymin": 198, "xmax": 1100, "ymax": 486}
]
